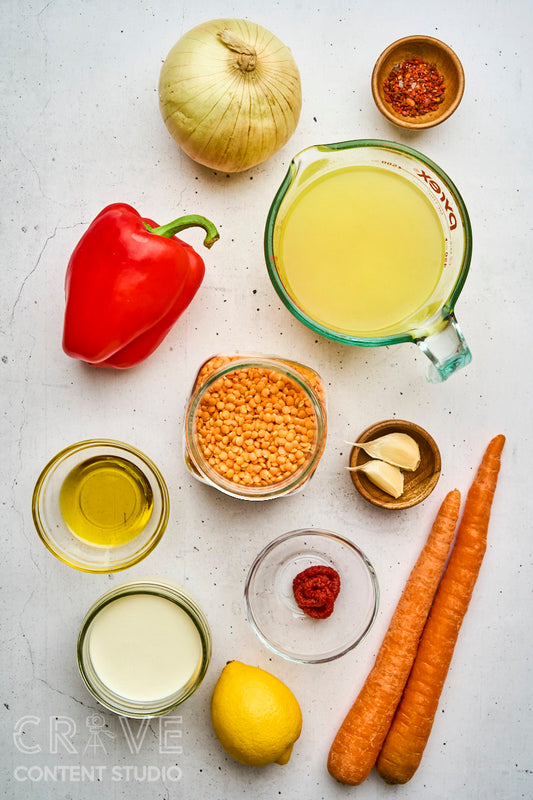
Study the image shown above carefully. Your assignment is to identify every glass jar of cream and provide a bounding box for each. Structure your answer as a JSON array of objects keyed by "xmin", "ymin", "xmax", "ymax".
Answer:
[{"xmin": 77, "ymin": 579, "xmax": 211, "ymax": 717}]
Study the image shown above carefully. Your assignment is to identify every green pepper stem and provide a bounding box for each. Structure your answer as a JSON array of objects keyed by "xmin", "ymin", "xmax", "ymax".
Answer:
[{"xmin": 144, "ymin": 214, "xmax": 219, "ymax": 249}]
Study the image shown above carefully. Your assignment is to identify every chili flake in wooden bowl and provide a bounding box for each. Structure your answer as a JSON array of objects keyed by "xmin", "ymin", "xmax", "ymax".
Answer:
[{"xmin": 371, "ymin": 35, "xmax": 464, "ymax": 129}]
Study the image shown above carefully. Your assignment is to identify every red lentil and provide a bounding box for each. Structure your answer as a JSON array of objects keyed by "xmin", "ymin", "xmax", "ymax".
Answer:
[{"xmin": 193, "ymin": 357, "xmax": 325, "ymax": 488}]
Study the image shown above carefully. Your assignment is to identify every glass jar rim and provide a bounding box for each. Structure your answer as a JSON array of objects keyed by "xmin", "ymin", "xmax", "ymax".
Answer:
[
  {"xmin": 184, "ymin": 356, "xmax": 327, "ymax": 501},
  {"xmin": 77, "ymin": 578, "xmax": 212, "ymax": 717}
]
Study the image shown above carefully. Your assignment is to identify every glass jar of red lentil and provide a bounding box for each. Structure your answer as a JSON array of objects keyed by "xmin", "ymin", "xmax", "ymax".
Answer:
[{"xmin": 184, "ymin": 355, "xmax": 327, "ymax": 500}]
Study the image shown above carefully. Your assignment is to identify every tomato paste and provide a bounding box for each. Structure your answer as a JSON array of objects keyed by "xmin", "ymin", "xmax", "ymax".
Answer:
[{"xmin": 292, "ymin": 566, "xmax": 341, "ymax": 619}]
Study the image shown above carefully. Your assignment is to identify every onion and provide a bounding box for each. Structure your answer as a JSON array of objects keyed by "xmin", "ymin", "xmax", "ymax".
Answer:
[{"xmin": 158, "ymin": 19, "xmax": 302, "ymax": 173}]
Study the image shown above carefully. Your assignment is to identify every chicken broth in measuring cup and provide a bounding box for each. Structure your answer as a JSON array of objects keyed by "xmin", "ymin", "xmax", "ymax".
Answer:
[
  {"xmin": 276, "ymin": 166, "xmax": 444, "ymax": 336},
  {"xmin": 265, "ymin": 140, "xmax": 472, "ymax": 382}
]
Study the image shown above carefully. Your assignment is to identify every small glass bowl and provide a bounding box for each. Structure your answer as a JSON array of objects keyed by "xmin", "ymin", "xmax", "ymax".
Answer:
[
  {"xmin": 32, "ymin": 439, "xmax": 170, "ymax": 573},
  {"xmin": 244, "ymin": 529, "xmax": 379, "ymax": 663},
  {"xmin": 184, "ymin": 355, "xmax": 327, "ymax": 501},
  {"xmin": 77, "ymin": 578, "xmax": 211, "ymax": 717}
]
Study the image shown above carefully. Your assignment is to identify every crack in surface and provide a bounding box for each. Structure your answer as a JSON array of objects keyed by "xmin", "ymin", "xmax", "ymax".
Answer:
[
  {"xmin": 36, "ymin": 678, "xmax": 96, "ymax": 710},
  {"xmin": 9, "ymin": 328, "xmax": 41, "ymax": 575},
  {"xmin": 9, "ymin": 222, "xmax": 85, "ymax": 325},
  {"xmin": 19, "ymin": 600, "xmax": 96, "ymax": 711},
  {"xmin": 10, "ymin": 226, "xmax": 59, "ymax": 325}
]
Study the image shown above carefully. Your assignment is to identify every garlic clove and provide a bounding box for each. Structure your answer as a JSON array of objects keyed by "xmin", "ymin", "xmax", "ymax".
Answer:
[
  {"xmin": 349, "ymin": 433, "xmax": 420, "ymax": 471},
  {"xmin": 347, "ymin": 459, "xmax": 404, "ymax": 498}
]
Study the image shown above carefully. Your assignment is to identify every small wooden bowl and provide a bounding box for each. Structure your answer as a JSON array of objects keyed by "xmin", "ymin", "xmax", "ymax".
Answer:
[
  {"xmin": 349, "ymin": 419, "xmax": 441, "ymax": 510},
  {"xmin": 371, "ymin": 35, "xmax": 465, "ymax": 129}
]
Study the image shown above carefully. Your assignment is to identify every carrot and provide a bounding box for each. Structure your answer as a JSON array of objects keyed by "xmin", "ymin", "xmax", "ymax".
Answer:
[
  {"xmin": 327, "ymin": 489, "xmax": 461, "ymax": 785},
  {"xmin": 377, "ymin": 434, "xmax": 505, "ymax": 785}
]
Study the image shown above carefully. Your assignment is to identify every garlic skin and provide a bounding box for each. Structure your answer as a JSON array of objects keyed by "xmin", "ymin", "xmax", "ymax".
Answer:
[
  {"xmin": 351, "ymin": 433, "xmax": 420, "ymax": 471},
  {"xmin": 348, "ymin": 460, "xmax": 404, "ymax": 499},
  {"xmin": 158, "ymin": 19, "xmax": 302, "ymax": 173}
]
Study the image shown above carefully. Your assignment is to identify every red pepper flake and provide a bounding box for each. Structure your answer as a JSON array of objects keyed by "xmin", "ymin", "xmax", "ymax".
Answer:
[
  {"xmin": 383, "ymin": 56, "xmax": 445, "ymax": 118},
  {"xmin": 292, "ymin": 566, "xmax": 341, "ymax": 619}
]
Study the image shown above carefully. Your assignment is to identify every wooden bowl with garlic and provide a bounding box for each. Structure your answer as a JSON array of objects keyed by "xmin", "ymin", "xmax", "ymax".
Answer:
[{"xmin": 348, "ymin": 420, "xmax": 441, "ymax": 509}]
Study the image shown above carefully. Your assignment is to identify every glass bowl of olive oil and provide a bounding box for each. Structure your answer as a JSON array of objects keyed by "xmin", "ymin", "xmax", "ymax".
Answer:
[{"xmin": 32, "ymin": 440, "xmax": 170, "ymax": 573}]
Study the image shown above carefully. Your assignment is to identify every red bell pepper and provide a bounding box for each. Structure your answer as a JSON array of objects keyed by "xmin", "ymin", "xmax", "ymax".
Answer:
[{"xmin": 62, "ymin": 203, "xmax": 219, "ymax": 368}]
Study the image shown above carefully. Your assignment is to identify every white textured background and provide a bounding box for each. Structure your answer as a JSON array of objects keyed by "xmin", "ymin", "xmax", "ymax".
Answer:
[{"xmin": 1, "ymin": 1, "xmax": 532, "ymax": 798}]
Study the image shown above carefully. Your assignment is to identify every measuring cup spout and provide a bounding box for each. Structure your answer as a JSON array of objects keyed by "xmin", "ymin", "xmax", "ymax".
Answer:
[{"xmin": 415, "ymin": 312, "xmax": 471, "ymax": 382}]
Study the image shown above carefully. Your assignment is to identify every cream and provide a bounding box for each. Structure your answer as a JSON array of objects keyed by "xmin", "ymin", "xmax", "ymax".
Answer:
[{"xmin": 88, "ymin": 593, "xmax": 203, "ymax": 702}]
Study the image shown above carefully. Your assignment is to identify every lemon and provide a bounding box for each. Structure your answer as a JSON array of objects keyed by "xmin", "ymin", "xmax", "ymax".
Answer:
[{"xmin": 210, "ymin": 660, "xmax": 302, "ymax": 766}]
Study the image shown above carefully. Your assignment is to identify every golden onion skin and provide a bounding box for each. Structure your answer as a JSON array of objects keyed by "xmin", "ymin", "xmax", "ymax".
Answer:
[{"xmin": 158, "ymin": 18, "xmax": 302, "ymax": 172}]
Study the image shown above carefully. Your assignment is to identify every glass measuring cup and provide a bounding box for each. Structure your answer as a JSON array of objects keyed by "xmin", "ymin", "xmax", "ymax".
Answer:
[{"xmin": 264, "ymin": 139, "xmax": 472, "ymax": 382}]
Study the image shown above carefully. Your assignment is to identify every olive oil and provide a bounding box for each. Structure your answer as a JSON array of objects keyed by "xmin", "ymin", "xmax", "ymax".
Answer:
[
  {"xmin": 59, "ymin": 456, "xmax": 153, "ymax": 547},
  {"xmin": 276, "ymin": 166, "xmax": 445, "ymax": 335}
]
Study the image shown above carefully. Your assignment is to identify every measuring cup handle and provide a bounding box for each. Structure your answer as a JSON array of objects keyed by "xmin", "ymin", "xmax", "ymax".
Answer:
[{"xmin": 415, "ymin": 312, "xmax": 472, "ymax": 382}]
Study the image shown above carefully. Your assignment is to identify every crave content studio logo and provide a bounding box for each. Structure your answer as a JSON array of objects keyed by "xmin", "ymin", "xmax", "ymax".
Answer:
[{"xmin": 12, "ymin": 714, "xmax": 184, "ymax": 783}]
